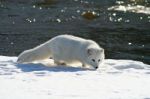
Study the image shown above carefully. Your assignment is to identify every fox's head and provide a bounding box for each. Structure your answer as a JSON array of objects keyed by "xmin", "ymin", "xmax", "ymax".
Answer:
[{"xmin": 85, "ymin": 47, "xmax": 105, "ymax": 69}]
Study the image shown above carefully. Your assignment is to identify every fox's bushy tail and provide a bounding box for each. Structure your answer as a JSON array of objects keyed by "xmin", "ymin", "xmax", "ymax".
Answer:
[{"xmin": 17, "ymin": 43, "xmax": 51, "ymax": 63}]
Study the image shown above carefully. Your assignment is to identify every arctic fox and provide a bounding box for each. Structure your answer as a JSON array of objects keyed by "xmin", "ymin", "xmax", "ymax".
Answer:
[{"xmin": 17, "ymin": 35, "xmax": 105, "ymax": 69}]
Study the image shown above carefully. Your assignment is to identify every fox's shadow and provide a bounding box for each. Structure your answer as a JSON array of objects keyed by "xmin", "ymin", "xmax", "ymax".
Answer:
[
  {"xmin": 0, "ymin": 58, "xmax": 93, "ymax": 76},
  {"xmin": 16, "ymin": 63, "xmax": 93, "ymax": 73}
]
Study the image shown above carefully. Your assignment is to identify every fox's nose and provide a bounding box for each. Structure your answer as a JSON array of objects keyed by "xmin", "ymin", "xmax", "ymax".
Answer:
[{"xmin": 95, "ymin": 66, "xmax": 98, "ymax": 69}]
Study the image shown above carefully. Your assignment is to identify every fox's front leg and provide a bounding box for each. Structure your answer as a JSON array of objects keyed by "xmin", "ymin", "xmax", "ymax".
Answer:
[
  {"xmin": 54, "ymin": 60, "xmax": 66, "ymax": 65},
  {"xmin": 82, "ymin": 63, "xmax": 86, "ymax": 68}
]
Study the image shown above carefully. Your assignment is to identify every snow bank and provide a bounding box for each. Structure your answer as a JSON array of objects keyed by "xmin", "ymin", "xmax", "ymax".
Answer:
[{"xmin": 0, "ymin": 56, "xmax": 150, "ymax": 99}]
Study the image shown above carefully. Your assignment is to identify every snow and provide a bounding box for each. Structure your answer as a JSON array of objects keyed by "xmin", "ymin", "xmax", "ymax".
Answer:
[{"xmin": 0, "ymin": 56, "xmax": 150, "ymax": 99}]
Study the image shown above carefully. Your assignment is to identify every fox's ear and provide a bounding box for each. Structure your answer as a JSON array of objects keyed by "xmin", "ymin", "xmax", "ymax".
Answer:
[
  {"xmin": 100, "ymin": 48, "xmax": 104, "ymax": 53},
  {"xmin": 87, "ymin": 48, "xmax": 93, "ymax": 56}
]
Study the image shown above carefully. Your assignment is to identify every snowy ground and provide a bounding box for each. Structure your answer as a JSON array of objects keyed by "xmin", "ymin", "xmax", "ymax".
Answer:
[{"xmin": 0, "ymin": 56, "xmax": 150, "ymax": 99}]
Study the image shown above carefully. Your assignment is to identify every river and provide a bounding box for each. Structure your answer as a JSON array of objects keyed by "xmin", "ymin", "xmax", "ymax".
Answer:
[{"xmin": 0, "ymin": 0, "xmax": 149, "ymax": 64}]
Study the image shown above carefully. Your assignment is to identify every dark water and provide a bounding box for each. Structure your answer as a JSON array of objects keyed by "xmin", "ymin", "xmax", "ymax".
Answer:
[{"xmin": 0, "ymin": 0, "xmax": 150, "ymax": 64}]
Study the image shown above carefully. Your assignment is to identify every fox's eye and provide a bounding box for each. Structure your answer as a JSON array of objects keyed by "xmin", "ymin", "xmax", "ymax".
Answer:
[
  {"xmin": 92, "ymin": 59, "xmax": 95, "ymax": 62},
  {"xmin": 98, "ymin": 59, "xmax": 100, "ymax": 62}
]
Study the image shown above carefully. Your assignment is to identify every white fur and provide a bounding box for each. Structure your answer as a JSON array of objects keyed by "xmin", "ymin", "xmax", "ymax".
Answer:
[{"xmin": 17, "ymin": 35, "xmax": 105, "ymax": 69}]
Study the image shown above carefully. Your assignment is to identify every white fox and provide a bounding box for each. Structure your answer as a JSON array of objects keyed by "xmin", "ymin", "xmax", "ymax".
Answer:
[{"xmin": 17, "ymin": 35, "xmax": 105, "ymax": 69}]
